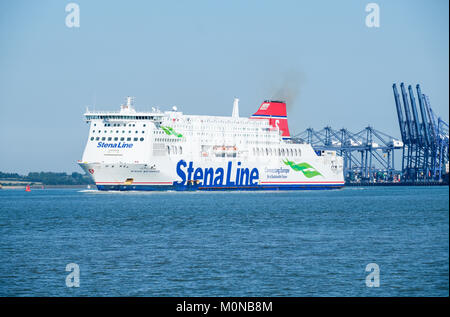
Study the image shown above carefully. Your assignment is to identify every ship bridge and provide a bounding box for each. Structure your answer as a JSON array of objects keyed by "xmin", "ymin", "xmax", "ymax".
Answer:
[{"xmin": 84, "ymin": 96, "xmax": 164, "ymax": 123}]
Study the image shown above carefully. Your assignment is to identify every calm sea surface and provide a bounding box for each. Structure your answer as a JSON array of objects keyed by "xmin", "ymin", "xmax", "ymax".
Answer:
[{"xmin": 0, "ymin": 186, "xmax": 448, "ymax": 297}]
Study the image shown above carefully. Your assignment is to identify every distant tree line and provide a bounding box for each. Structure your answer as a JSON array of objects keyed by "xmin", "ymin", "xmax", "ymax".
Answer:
[
  {"xmin": 0, "ymin": 172, "xmax": 22, "ymax": 179},
  {"xmin": 0, "ymin": 171, "xmax": 94, "ymax": 185}
]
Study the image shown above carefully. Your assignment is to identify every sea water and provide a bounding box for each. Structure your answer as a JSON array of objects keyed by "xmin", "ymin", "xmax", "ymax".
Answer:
[{"xmin": 0, "ymin": 186, "xmax": 448, "ymax": 296}]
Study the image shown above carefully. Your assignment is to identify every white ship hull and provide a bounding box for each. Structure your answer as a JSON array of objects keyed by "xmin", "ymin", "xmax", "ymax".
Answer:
[{"xmin": 79, "ymin": 153, "xmax": 344, "ymax": 191}]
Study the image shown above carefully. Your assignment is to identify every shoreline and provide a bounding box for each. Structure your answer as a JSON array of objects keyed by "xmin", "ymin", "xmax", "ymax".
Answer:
[
  {"xmin": 346, "ymin": 181, "xmax": 449, "ymax": 187},
  {"xmin": 0, "ymin": 185, "xmax": 92, "ymax": 190},
  {"xmin": 1, "ymin": 183, "xmax": 449, "ymax": 190}
]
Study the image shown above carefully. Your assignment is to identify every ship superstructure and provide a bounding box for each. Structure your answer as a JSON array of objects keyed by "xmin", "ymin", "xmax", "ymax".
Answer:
[{"xmin": 78, "ymin": 97, "xmax": 344, "ymax": 190}]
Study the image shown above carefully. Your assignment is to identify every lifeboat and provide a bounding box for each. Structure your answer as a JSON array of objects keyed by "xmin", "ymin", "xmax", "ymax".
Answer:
[{"xmin": 124, "ymin": 178, "xmax": 134, "ymax": 185}]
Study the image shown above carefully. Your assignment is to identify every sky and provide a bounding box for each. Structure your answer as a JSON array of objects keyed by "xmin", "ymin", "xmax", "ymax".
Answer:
[{"xmin": 0, "ymin": 0, "xmax": 448, "ymax": 174}]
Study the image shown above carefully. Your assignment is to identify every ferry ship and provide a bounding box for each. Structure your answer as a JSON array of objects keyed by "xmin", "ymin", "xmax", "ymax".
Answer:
[{"xmin": 78, "ymin": 97, "xmax": 344, "ymax": 191}]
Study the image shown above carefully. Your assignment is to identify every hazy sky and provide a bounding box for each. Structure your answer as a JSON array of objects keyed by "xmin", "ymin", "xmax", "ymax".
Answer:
[{"xmin": 0, "ymin": 0, "xmax": 448, "ymax": 174}]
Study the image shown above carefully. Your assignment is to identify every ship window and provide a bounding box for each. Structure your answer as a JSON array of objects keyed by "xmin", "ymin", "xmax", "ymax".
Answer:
[
  {"xmin": 136, "ymin": 131, "xmax": 138, "ymax": 133},
  {"xmin": 179, "ymin": 146, "xmax": 182, "ymax": 154},
  {"xmin": 94, "ymin": 124, "xmax": 96, "ymax": 126},
  {"xmin": 90, "ymin": 137, "xmax": 94, "ymax": 141},
  {"xmin": 122, "ymin": 131, "xmax": 125, "ymax": 133},
  {"xmin": 298, "ymin": 149, "xmax": 301, "ymax": 156},
  {"xmin": 129, "ymin": 131, "xmax": 131, "ymax": 133},
  {"xmin": 143, "ymin": 124, "xmax": 146, "ymax": 127},
  {"xmin": 108, "ymin": 137, "xmax": 112, "ymax": 141},
  {"xmin": 114, "ymin": 137, "xmax": 118, "ymax": 141},
  {"xmin": 140, "ymin": 137, "xmax": 144, "ymax": 141},
  {"xmin": 101, "ymin": 137, "xmax": 106, "ymax": 141},
  {"xmin": 142, "ymin": 131, "xmax": 144, "ymax": 133},
  {"xmin": 120, "ymin": 137, "xmax": 125, "ymax": 141},
  {"xmin": 127, "ymin": 137, "xmax": 131, "ymax": 141},
  {"xmin": 96, "ymin": 137, "xmax": 100, "ymax": 141},
  {"xmin": 167, "ymin": 146, "xmax": 170, "ymax": 154},
  {"xmin": 134, "ymin": 137, "xmax": 138, "ymax": 141}
]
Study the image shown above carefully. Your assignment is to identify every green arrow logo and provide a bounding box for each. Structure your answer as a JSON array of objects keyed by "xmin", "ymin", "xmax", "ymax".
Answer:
[
  {"xmin": 282, "ymin": 159, "xmax": 322, "ymax": 178},
  {"xmin": 160, "ymin": 126, "xmax": 183, "ymax": 138}
]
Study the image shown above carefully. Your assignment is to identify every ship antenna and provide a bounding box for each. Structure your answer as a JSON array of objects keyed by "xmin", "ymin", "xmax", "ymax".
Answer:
[{"xmin": 232, "ymin": 97, "xmax": 239, "ymax": 118}]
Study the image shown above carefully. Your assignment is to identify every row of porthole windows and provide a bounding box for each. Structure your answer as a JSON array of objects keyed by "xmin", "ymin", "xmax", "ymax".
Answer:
[
  {"xmin": 253, "ymin": 147, "xmax": 301, "ymax": 157},
  {"xmin": 155, "ymin": 138, "xmax": 182, "ymax": 142},
  {"xmin": 104, "ymin": 123, "xmax": 137, "ymax": 127},
  {"xmin": 94, "ymin": 123, "xmax": 146, "ymax": 127},
  {"xmin": 91, "ymin": 136, "xmax": 144, "ymax": 142},
  {"xmin": 167, "ymin": 145, "xmax": 182, "ymax": 155},
  {"xmin": 93, "ymin": 130, "xmax": 145, "ymax": 134}
]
